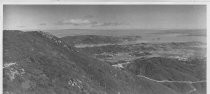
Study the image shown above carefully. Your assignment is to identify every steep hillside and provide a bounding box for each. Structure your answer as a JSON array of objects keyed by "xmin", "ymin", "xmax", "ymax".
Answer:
[{"xmin": 3, "ymin": 30, "xmax": 177, "ymax": 94}]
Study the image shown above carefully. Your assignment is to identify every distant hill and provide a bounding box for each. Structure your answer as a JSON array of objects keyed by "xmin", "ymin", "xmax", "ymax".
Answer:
[
  {"xmin": 3, "ymin": 30, "xmax": 178, "ymax": 94},
  {"xmin": 61, "ymin": 35, "xmax": 141, "ymax": 46},
  {"xmin": 126, "ymin": 57, "xmax": 206, "ymax": 94}
]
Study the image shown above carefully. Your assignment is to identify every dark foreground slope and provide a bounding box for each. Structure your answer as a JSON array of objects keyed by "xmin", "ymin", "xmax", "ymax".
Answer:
[
  {"xmin": 126, "ymin": 57, "xmax": 206, "ymax": 94},
  {"xmin": 3, "ymin": 30, "xmax": 178, "ymax": 94}
]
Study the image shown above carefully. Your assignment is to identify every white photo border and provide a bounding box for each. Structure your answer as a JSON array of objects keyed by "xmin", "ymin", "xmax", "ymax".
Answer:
[{"xmin": 0, "ymin": 2, "xmax": 209, "ymax": 94}]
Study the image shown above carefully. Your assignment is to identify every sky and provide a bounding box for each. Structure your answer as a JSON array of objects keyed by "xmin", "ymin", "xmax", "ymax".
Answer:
[{"xmin": 3, "ymin": 5, "xmax": 206, "ymax": 30}]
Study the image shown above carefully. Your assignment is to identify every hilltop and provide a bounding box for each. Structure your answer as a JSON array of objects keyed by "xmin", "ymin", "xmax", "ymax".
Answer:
[{"xmin": 126, "ymin": 57, "xmax": 206, "ymax": 94}]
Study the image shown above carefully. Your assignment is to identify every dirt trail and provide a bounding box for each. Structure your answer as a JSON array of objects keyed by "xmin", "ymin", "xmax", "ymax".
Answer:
[{"xmin": 137, "ymin": 75, "xmax": 205, "ymax": 94}]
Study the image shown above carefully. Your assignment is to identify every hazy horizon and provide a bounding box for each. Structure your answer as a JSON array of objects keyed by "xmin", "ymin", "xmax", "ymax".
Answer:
[
  {"xmin": 4, "ymin": 5, "xmax": 206, "ymax": 30},
  {"xmin": 43, "ymin": 29, "xmax": 206, "ymax": 43},
  {"xmin": 4, "ymin": 5, "xmax": 206, "ymax": 43}
]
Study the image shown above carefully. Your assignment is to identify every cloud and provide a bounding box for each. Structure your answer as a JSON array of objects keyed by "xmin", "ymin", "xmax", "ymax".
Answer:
[
  {"xmin": 17, "ymin": 25, "xmax": 26, "ymax": 28},
  {"xmin": 56, "ymin": 19, "xmax": 92, "ymax": 26},
  {"xmin": 56, "ymin": 18, "xmax": 125, "ymax": 27},
  {"xmin": 83, "ymin": 15, "xmax": 94, "ymax": 19},
  {"xmin": 39, "ymin": 23, "xmax": 47, "ymax": 26},
  {"xmin": 93, "ymin": 22, "xmax": 125, "ymax": 27}
]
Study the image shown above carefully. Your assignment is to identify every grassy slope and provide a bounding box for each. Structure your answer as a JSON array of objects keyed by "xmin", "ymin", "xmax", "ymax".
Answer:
[
  {"xmin": 126, "ymin": 57, "xmax": 206, "ymax": 94},
  {"xmin": 3, "ymin": 30, "xmax": 178, "ymax": 94}
]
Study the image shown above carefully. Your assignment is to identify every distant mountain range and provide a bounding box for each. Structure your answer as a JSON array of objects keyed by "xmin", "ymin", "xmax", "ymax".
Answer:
[{"xmin": 4, "ymin": 30, "xmax": 180, "ymax": 94}]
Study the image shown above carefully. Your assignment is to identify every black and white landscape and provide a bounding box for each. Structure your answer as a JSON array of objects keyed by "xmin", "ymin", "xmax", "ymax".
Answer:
[{"xmin": 3, "ymin": 5, "xmax": 206, "ymax": 94}]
